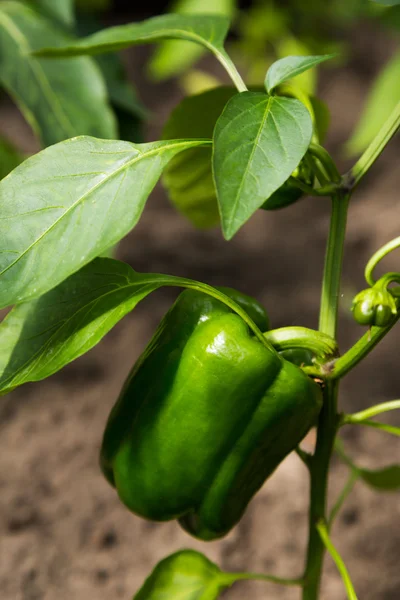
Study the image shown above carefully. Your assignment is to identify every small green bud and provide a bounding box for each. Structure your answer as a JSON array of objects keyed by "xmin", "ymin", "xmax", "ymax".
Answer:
[{"xmin": 352, "ymin": 287, "xmax": 397, "ymax": 327}]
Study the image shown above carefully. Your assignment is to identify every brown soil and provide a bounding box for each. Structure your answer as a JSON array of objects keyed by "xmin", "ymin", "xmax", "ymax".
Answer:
[{"xmin": 0, "ymin": 18, "xmax": 399, "ymax": 600}]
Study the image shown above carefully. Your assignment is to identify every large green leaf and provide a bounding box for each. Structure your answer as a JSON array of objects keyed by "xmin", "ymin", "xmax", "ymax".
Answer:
[
  {"xmin": 346, "ymin": 50, "xmax": 400, "ymax": 155},
  {"xmin": 163, "ymin": 87, "xmax": 236, "ymax": 228},
  {"xmin": 28, "ymin": 0, "xmax": 75, "ymax": 28},
  {"xmin": 0, "ymin": 1, "xmax": 116, "ymax": 147},
  {"xmin": 0, "ymin": 259, "xmax": 188, "ymax": 394},
  {"xmin": 213, "ymin": 91, "xmax": 313, "ymax": 239},
  {"xmin": 0, "ymin": 136, "xmax": 210, "ymax": 309},
  {"xmin": 34, "ymin": 13, "xmax": 231, "ymax": 58},
  {"xmin": 358, "ymin": 465, "xmax": 400, "ymax": 490},
  {"xmin": 265, "ymin": 54, "xmax": 336, "ymax": 93},
  {"xmin": 0, "ymin": 258, "xmax": 267, "ymax": 395},
  {"xmin": 148, "ymin": 0, "xmax": 235, "ymax": 81},
  {"xmin": 134, "ymin": 550, "xmax": 229, "ymax": 600},
  {"xmin": 0, "ymin": 136, "xmax": 23, "ymax": 180}
]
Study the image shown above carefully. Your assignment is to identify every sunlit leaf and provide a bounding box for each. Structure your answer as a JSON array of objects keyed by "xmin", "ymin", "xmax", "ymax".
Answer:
[
  {"xmin": 265, "ymin": 54, "xmax": 336, "ymax": 93},
  {"xmin": 33, "ymin": 13, "xmax": 231, "ymax": 59},
  {"xmin": 134, "ymin": 550, "xmax": 229, "ymax": 600},
  {"xmin": 0, "ymin": 259, "xmax": 189, "ymax": 393},
  {"xmin": 213, "ymin": 91, "xmax": 312, "ymax": 239},
  {"xmin": 0, "ymin": 135, "xmax": 210, "ymax": 309}
]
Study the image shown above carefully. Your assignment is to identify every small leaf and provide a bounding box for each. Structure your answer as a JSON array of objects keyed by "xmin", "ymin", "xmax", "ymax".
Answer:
[
  {"xmin": 33, "ymin": 13, "xmax": 231, "ymax": 59},
  {"xmin": 213, "ymin": 92, "xmax": 312, "ymax": 239},
  {"xmin": 163, "ymin": 86, "xmax": 236, "ymax": 228},
  {"xmin": 0, "ymin": 136, "xmax": 23, "ymax": 180},
  {"xmin": 0, "ymin": 135, "xmax": 210, "ymax": 309},
  {"xmin": 358, "ymin": 465, "xmax": 400, "ymax": 490},
  {"xmin": 346, "ymin": 50, "xmax": 400, "ymax": 155},
  {"xmin": 148, "ymin": 0, "xmax": 235, "ymax": 81},
  {"xmin": 134, "ymin": 550, "xmax": 229, "ymax": 600},
  {"xmin": 0, "ymin": 1, "xmax": 116, "ymax": 146},
  {"xmin": 265, "ymin": 54, "xmax": 336, "ymax": 93}
]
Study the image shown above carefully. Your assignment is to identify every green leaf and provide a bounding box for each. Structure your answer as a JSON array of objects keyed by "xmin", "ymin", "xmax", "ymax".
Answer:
[
  {"xmin": 134, "ymin": 550, "xmax": 229, "ymax": 600},
  {"xmin": 27, "ymin": 0, "xmax": 75, "ymax": 29},
  {"xmin": 346, "ymin": 50, "xmax": 400, "ymax": 155},
  {"xmin": 358, "ymin": 465, "xmax": 400, "ymax": 490},
  {"xmin": 0, "ymin": 259, "xmax": 186, "ymax": 393},
  {"xmin": 163, "ymin": 86, "xmax": 236, "ymax": 228},
  {"xmin": 213, "ymin": 92, "xmax": 313, "ymax": 239},
  {"xmin": 265, "ymin": 54, "xmax": 336, "ymax": 93},
  {"xmin": 148, "ymin": 0, "xmax": 235, "ymax": 81},
  {"xmin": 0, "ymin": 136, "xmax": 23, "ymax": 180},
  {"xmin": 33, "ymin": 13, "xmax": 247, "ymax": 93},
  {"xmin": 0, "ymin": 1, "xmax": 116, "ymax": 147},
  {"xmin": 0, "ymin": 258, "xmax": 265, "ymax": 394},
  {"xmin": 0, "ymin": 135, "xmax": 210, "ymax": 309},
  {"xmin": 33, "ymin": 13, "xmax": 231, "ymax": 58}
]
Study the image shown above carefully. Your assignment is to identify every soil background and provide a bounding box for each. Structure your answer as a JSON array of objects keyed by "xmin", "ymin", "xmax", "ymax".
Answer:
[{"xmin": 0, "ymin": 5, "xmax": 399, "ymax": 600}]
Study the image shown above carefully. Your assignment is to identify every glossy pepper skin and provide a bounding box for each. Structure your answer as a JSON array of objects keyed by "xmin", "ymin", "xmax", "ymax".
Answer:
[{"xmin": 100, "ymin": 289, "xmax": 322, "ymax": 541}]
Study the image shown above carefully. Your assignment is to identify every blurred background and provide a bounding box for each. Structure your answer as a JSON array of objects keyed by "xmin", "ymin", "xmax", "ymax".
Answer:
[{"xmin": 0, "ymin": 0, "xmax": 399, "ymax": 598}]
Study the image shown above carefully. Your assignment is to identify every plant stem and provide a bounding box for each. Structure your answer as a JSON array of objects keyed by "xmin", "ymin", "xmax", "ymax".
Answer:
[
  {"xmin": 302, "ymin": 382, "xmax": 339, "ymax": 600},
  {"xmin": 308, "ymin": 144, "xmax": 341, "ymax": 184},
  {"xmin": 347, "ymin": 100, "xmax": 400, "ymax": 190},
  {"xmin": 223, "ymin": 572, "xmax": 303, "ymax": 587},
  {"xmin": 365, "ymin": 236, "xmax": 400, "ymax": 286},
  {"xmin": 319, "ymin": 193, "xmax": 350, "ymax": 338},
  {"xmin": 316, "ymin": 521, "xmax": 358, "ymax": 600},
  {"xmin": 342, "ymin": 419, "xmax": 400, "ymax": 437},
  {"xmin": 303, "ymin": 192, "xmax": 349, "ymax": 599},
  {"xmin": 342, "ymin": 399, "xmax": 400, "ymax": 423},
  {"xmin": 213, "ymin": 48, "xmax": 248, "ymax": 92}
]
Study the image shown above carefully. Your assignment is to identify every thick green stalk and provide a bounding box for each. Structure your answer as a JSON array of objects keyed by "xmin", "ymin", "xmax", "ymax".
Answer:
[
  {"xmin": 302, "ymin": 193, "xmax": 349, "ymax": 599},
  {"xmin": 319, "ymin": 193, "xmax": 350, "ymax": 336},
  {"xmin": 302, "ymin": 381, "xmax": 339, "ymax": 599}
]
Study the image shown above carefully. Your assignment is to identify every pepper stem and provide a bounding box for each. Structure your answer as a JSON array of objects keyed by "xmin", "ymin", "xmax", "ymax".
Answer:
[
  {"xmin": 264, "ymin": 326, "xmax": 339, "ymax": 362},
  {"xmin": 302, "ymin": 192, "xmax": 350, "ymax": 599}
]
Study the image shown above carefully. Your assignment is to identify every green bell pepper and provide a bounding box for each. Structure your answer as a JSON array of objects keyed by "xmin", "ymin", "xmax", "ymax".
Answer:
[{"xmin": 100, "ymin": 288, "xmax": 322, "ymax": 541}]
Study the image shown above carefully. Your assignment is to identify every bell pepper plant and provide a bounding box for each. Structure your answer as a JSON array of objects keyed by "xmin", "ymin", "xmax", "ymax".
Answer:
[{"xmin": 0, "ymin": 1, "xmax": 399, "ymax": 599}]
